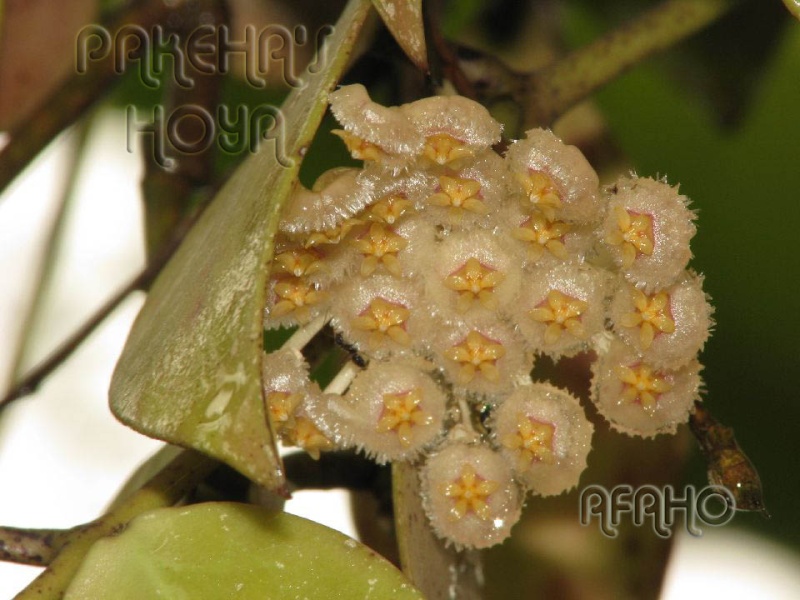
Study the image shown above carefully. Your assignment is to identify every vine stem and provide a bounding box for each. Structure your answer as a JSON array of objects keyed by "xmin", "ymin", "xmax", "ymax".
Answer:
[
  {"xmin": 14, "ymin": 450, "xmax": 217, "ymax": 599},
  {"xmin": 524, "ymin": 0, "xmax": 740, "ymax": 127},
  {"xmin": 140, "ymin": 0, "xmax": 227, "ymax": 261},
  {"xmin": 323, "ymin": 361, "xmax": 361, "ymax": 395},
  {"xmin": 7, "ymin": 123, "xmax": 91, "ymax": 386},
  {"xmin": 0, "ymin": 527, "xmax": 74, "ymax": 567},
  {"xmin": 283, "ymin": 313, "xmax": 330, "ymax": 353}
]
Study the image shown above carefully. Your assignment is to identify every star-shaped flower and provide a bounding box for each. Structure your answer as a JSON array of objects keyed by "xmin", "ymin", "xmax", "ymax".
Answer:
[
  {"xmin": 352, "ymin": 222, "xmax": 407, "ymax": 277},
  {"xmin": 285, "ymin": 417, "xmax": 335, "ymax": 460},
  {"xmin": 351, "ymin": 297, "xmax": 411, "ymax": 348},
  {"xmin": 606, "ymin": 205, "xmax": 655, "ymax": 267},
  {"xmin": 444, "ymin": 330, "xmax": 506, "ymax": 384},
  {"xmin": 513, "ymin": 212, "xmax": 571, "ymax": 261},
  {"xmin": 303, "ymin": 219, "xmax": 361, "ymax": 248},
  {"xmin": 422, "ymin": 133, "xmax": 473, "ymax": 166},
  {"xmin": 272, "ymin": 278, "xmax": 326, "ymax": 322},
  {"xmin": 332, "ymin": 129, "xmax": 385, "ymax": 162},
  {"xmin": 619, "ymin": 289, "xmax": 675, "ymax": 349},
  {"xmin": 429, "ymin": 175, "xmax": 487, "ymax": 214},
  {"xmin": 516, "ymin": 169, "xmax": 562, "ymax": 220},
  {"xmin": 616, "ymin": 363, "xmax": 672, "ymax": 410},
  {"xmin": 272, "ymin": 248, "xmax": 324, "ymax": 278},
  {"xmin": 375, "ymin": 388, "xmax": 433, "ymax": 447},
  {"xmin": 501, "ymin": 415, "xmax": 556, "ymax": 470},
  {"xmin": 266, "ymin": 391, "xmax": 302, "ymax": 432},
  {"xmin": 366, "ymin": 194, "xmax": 415, "ymax": 225},
  {"xmin": 441, "ymin": 463, "xmax": 500, "ymax": 521},
  {"xmin": 444, "ymin": 258, "xmax": 506, "ymax": 312},
  {"xmin": 529, "ymin": 289, "xmax": 589, "ymax": 344}
]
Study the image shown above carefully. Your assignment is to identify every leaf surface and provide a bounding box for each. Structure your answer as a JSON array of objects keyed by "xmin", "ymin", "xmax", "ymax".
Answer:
[
  {"xmin": 109, "ymin": 0, "xmax": 372, "ymax": 489},
  {"xmin": 372, "ymin": 0, "xmax": 428, "ymax": 70},
  {"xmin": 64, "ymin": 503, "xmax": 424, "ymax": 600}
]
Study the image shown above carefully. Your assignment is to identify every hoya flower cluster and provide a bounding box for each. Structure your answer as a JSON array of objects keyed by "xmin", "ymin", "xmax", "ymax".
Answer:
[{"xmin": 261, "ymin": 84, "xmax": 712, "ymax": 549}]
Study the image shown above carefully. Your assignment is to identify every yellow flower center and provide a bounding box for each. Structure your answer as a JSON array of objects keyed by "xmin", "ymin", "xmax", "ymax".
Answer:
[
  {"xmin": 529, "ymin": 289, "xmax": 589, "ymax": 344},
  {"xmin": 351, "ymin": 297, "xmax": 411, "ymax": 348},
  {"xmin": 273, "ymin": 248, "xmax": 323, "ymax": 278},
  {"xmin": 444, "ymin": 258, "xmax": 506, "ymax": 312},
  {"xmin": 606, "ymin": 206, "xmax": 654, "ymax": 267},
  {"xmin": 444, "ymin": 330, "xmax": 506, "ymax": 384},
  {"xmin": 303, "ymin": 219, "xmax": 360, "ymax": 248},
  {"xmin": 422, "ymin": 133, "xmax": 473, "ymax": 166},
  {"xmin": 616, "ymin": 364, "xmax": 673, "ymax": 410},
  {"xmin": 367, "ymin": 194, "xmax": 414, "ymax": 224},
  {"xmin": 266, "ymin": 391, "xmax": 302, "ymax": 431},
  {"xmin": 502, "ymin": 414, "xmax": 556, "ymax": 469},
  {"xmin": 441, "ymin": 463, "xmax": 500, "ymax": 521},
  {"xmin": 516, "ymin": 170, "xmax": 562, "ymax": 220},
  {"xmin": 332, "ymin": 129, "xmax": 384, "ymax": 161},
  {"xmin": 513, "ymin": 212, "xmax": 571, "ymax": 260},
  {"xmin": 619, "ymin": 289, "xmax": 675, "ymax": 350},
  {"xmin": 375, "ymin": 388, "xmax": 432, "ymax": 447},
  {"xmin": 429, "ymin": 176, "xmax": 487, "ymax": 214},
  {"xmin": 285, "ymin": 417, "xmax": 335, "ymax": 460},
  {"xmin": 352, "ymin": 222, "xmax": 408, "ymax": 277},
  {"xmin": 272, "ymin": 278, "xmax": 326, "ymax": 322}
]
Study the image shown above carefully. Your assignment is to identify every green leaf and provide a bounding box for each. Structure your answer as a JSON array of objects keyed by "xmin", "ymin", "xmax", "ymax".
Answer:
[
  {"xmin": 783, "ymin": 0, "xmax": 800, "ymax": 20},
  {"xmin": 372, "ymin": 0, "xmax": 428, "ymax": 71},
  {"xmin": 392, "ymin": 462, "xmax": 483, "ymax": 600},
  {"xmin": 63, "ymin": 503, "xmax": 424, "ymax": 600},
  {"xmin": 109, "ymin": 0, "xmax": 373, "ymax": 489}
]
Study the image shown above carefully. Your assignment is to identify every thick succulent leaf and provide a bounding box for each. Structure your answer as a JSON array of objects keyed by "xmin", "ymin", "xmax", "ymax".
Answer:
[
  {"xmin": 372, "ymin": 0, "xmax": 428, "ymax": 71},
  {"xmin": 783, "ymin": 0, "xmax": 800, "ymax": 20},
  {"xmin": 392, "ymin": 462, "xmax": 483, "ymax": 600},
  {"xmin": 109, "ymin": 0, "xmax": 372, "ymax": 489},
  {"xmin": 63, "ymin": 503, "xmax": 424, "ymax": 600}
]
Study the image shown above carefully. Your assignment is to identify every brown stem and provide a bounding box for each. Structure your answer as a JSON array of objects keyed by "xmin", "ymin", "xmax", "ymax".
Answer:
[
  {"xmin": 0, "ymin": 527, "xmax": 76, "ymax": 567},
  {"xmin": 140, "ymin": 0, "xmax": 227, "ymax": 261},
  {"xmin": 7, "ymin": 123, "xmax": 91, "ymax": 385},
  {"xmin": 524, "ymin": 0, "xmax": 740, "ymax": 127},
  {"xmin": 422, "ymin": 0, "xmax": 478, "ymax": 99}
]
